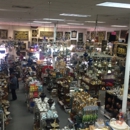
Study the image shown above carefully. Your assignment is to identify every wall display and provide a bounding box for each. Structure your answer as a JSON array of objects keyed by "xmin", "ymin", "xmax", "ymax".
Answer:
[
  {"xmin": 102, "ymin": 40, "xmax": 107, "ymax": 52},
  {"xmin": 98, "ymin": 31, "xmax": 106, "ymax": 42},
  {"xmin": 32, "ymin": 38, "xmax": 37, "ymax": 43},
  {"xmin": 20, "ymin": 43, "xmax": 26, "ymax": 50},
  {"xmin": 14, "ymin": 31, "xmax": 29, "ymax": 40},
  {"xmin": 56, "ymin": 32, "xmax": 63, "ymax": 40},
  {"xmin": 40, "ymin": 31, "xmax": 53, "ymax": 37},
  {"xmin": 65, "ymin": 32, "xmax": 70, "ymax": 40},
  {"xmin": 116, "ymin": 44, "xmax": 127, "ymax": 58},
  {"xmin": 38, "ymin": 38, "xmax": 43, "ymax": 42},
  {"xmin": 71, "ymin": 40, "xmax": 77, "ymax": 45},
  {"xmin": 32, "ymin": 30, "xmax": 38, "ymax": 37},
  {"xmin": 107, "ymin": 32, "xmax": 111, "ymax": 41},
  {"xmin": 120, "ymin": 30, "xmax": 127, "ymax": 39},
  {"xmin": 0, "ymin": 29, "xmax": 8, "ymax": 39},
  {"xmin": 114, "ymin": 31, "xmax": 120, "ymax": 41},
  {"xmin": 86, "ymin": 31, "xmax": 91, "ymax": 39},
  {"xmin": 78, "ymin": 33, "xmax": 83, "ymax": 42},
  {"xmin": 71, "ymin": 31, "xmax": 77, "ymax": 38},
  {"xmin": 91, "ymin": 31, "xmax": 96, "ymax": 40}
]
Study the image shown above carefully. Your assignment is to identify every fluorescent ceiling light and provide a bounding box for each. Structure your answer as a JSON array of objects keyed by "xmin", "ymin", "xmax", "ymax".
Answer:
[
  {"xmin": 43, "ymin": 18, "xmax": 65, "ymax": 21},
  {"xmin": 33, "ymin": 21, "xmax": 52, "ymax": 23},
  {"xmin": 97, "ymin": 2, "xmax": 130, "ymax": 9},
  {"xmin": 111, "ymin": 25, "xmax": 127, "ymax": 27},
  {"xmin": 60, "ymin": 13, "xmax": 91, "ymax": 17},
  {"xmin": 67, "ymin": 23, "xmax": 84, "ymax": 25},
  {"xmin": 85, "ymin": 21, "xmax": 105, "ymax": 23}
]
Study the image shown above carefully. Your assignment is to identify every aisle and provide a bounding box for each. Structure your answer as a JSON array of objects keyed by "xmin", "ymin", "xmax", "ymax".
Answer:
[
  {"xmin": 6, "ymin": 82, "xmax": 69, "ymax": 130},
  {"xmin": 6, "ymin": 82, "xmax": 33, "ymax": 130}
]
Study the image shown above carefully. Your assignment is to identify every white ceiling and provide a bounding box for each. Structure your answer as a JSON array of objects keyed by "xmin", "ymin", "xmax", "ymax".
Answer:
[{"xmin": 0, "ymin": 0, "xmax": 130, "ymax": 29}]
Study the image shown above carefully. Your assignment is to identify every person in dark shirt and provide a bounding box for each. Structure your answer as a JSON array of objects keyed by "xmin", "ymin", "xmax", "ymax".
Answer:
[{"xmin": 10, "ymin": 73, "xmax": 17, "ymax": 101}]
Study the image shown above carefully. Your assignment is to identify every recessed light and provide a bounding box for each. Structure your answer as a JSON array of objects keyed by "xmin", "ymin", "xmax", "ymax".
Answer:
[
  {"xmin": 43, "ymin": 18, "xmax": 65, "ymax": 21},
  {"xmin": 33, "ymin": 21, "xmax": 52, "ymax": 23},
  {"xmin": 60, "ymin": 13, "xmax": 91, "ymax": 17},
  {"xmin": 97, "ymin": 2, "xmax": 130, "ymax": 9},
  {"xmin": 111, "ymin": 25, "xmax": 127, "ymax": 28},
  {"xmin": 85, "ymin": 21, "xmax": 105, "ymax": 23},
  {"xmin": 67, "ymin": 23, "xmax": 84, "ymax": 25}
]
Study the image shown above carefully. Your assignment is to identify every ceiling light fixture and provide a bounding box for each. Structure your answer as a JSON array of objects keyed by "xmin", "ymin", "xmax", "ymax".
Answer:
[
  {"xmin": 33, "ymin": 21, "xmax": 52, "ymax": 23},
  {"xmin": 85, "ymin": 21, "xmax": 105, "ymax": 23},
  {"xmin": 111, "ymin": 25, "xmax": 127, "ymax": 27},
  {"xmin": 60, "ymin": 13, "xmax": 91, "ymax": 17},
  {"xmin": 67, "ymin": 23, "xmax": 84, "ymax": 25},
  {"xmin": 97, "ymin": 2, "xmax": 130, "ymax": 9},
  {"xmin": 43, "ymin": 18, "xmax": 65, "ymax": 21}
]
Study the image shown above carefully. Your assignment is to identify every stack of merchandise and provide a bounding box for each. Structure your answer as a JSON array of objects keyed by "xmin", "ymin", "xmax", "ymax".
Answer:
[
  {"xmin": 0, "ymin": 73, "xmax": 10, "ymax": 128},
  {"xmin": 33, "ymin": 97, "xmax": 59, "ymax": 130},
  {"xmin": 26, "ymin": 78, "xmax": 43, "ymax": 112}
]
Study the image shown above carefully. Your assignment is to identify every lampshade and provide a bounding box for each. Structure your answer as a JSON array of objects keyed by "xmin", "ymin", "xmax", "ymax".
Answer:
[
  {"xmin": 98, "ymin": 63, "xmax": 102, "ymax": 68},
  {"xmin": 107, "ymin": 70, "xmax": 111, "ymax": 74},
  {"xmin": 98, "ymin": 70, "xmax": 102, "ymax": 74},
  {"xmin": 108, "ymin": 63, "xmax": 112, "ymax": 68}
]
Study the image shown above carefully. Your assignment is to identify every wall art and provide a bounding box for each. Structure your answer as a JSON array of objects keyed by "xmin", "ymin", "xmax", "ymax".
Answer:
[
  {"xmin": 120, "ymin": 30, "xmax": 127, "ymax": 39},
  {"xmin": 0, "ymin": 29, "xmax": 8, "ymax": 39},
  {"xmin": 97, "ymin": 31, "xmax": 106, "ymax": 42},
  {"xmin": 71, "ymin": 31, "xmax": 77, "ymax": 38},
  {"xmin": 65, "ymin": 32, "xmax": 70, "ymax": 40},
  {"xmin": 40, "ymin": 31, "xmax": 54, "ymax": 37},
  {"xmin": 14, "ymin": 31, "xmax": 29, "ymax": 40},
  {"xmin": 56, "ymin": 32, "xmax": 63, "ymax": 40},
  {"xmin": 86, "ymin": 31, "xmax": 91, "ymax": 39},
  {"xmin": 78, "ymin": 33, "xmax": 83, "ymax": 42},
  {"xmin": 32, "ymin": 30, "xmax": 38, "ymax": 37},
  {"xmin": 107, "ymin": 32, "xmax": 111, "ymax": 41},
  {"xmin": 114, "ymin": 31, "xmax": 120, "ymax": 41},
  {"xmin": 71, "ymin": 40, "xmax": 77, "ymax": 45},
  {"xmin": 32, "ymin": 38, "xmax": 37, "ymax": 43},
  {"xmin": 91, "ymin": 32, "xmax": 96, "ymax": 39},
  {"xmin": 20, "ymin": 43, "xmax": 26, "ymax": 50},
  {"xmin": 38, "ymin": 38, "xmax": 43, "ymax": 42}
]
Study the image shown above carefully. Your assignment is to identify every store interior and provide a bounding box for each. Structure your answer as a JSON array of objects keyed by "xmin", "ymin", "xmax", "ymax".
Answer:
[{"xmin": 0, "ymin": 0, "xmax": 130, "ymax": 130}]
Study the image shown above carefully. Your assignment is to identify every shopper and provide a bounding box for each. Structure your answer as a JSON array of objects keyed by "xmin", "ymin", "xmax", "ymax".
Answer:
[{"xmin": 9, "ymin": 73, "xmax": 17, "ymax": 101}]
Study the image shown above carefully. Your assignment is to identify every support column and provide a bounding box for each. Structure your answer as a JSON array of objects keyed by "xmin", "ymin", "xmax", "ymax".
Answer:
[
  {"xmin": 122, "ymin": 27, "xmax": 130, "ymax": 113},
  {"xmin": 53, "ymin": 23, "xmax": 57, "ymax": 42}
]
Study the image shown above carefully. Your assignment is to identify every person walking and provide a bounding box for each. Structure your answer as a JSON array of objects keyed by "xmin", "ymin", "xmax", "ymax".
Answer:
[{"xmin": 9, "ymin": 73, "xmax": 17, "ymax": 101}]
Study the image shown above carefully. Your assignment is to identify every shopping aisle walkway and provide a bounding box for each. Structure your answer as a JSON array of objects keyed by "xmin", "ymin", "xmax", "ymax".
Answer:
[
  {"xmin": 6, "ymin": 82, "xmax": 69, "ymax": 130},
  {"xmin": 6, "ymin": 82, "xmax": 33, "ymax": 130}
]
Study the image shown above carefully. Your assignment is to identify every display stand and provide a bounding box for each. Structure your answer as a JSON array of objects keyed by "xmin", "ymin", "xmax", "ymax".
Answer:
[{"xmin": 0, "ymin": 110, "xmax": 4, "ymax": 130}]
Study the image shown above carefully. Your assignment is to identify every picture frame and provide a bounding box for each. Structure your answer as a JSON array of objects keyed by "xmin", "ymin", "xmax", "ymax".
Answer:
[
  {"xmin": 71, "ymin": 31, "xmax": 77, "ymax": 38},
  {"xmin": 14, "ymin": 31, "xmax": 29, "ymax": 40},
  {"xmin": 40, "ymin": 31, "xmax": 54, "ymax": 37},
  {"xmin": 78, "ymin": 33, "xmax": 83, "ymax": 42},
  {"xmin": 32, "ymin": 38, "xmax": 37, "ymax": 43},
  {"xmin": 120, "ymin": 30, "xmax": 127, "ymax": 39},
  {"xmin": 20, "ymin": 43, "xmax": 26, "ymax": 50},
  {"xmin": 32, "ymin": 30, "xmax": 38, "ymax": 37},
  {"xmin": 56, "ymin": 32, "xmax": 63, "ymax": 40},
  {"xmin": 0, "ymin": 29, "xmax": 8, "ymax": 39},
  {"xmin": 65, "ymin": 32, "xmax": 70, "ymax": 40}
]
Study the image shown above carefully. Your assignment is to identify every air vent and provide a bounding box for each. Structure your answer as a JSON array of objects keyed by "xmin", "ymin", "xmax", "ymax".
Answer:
[{"xmin": 12, "ymin": 5, "xmax": 32, "ymax": 9}]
